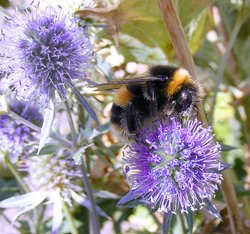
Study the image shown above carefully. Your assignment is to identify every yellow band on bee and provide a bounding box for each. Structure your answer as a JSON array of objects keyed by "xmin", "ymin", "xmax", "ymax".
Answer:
[
  {"xmin": 166, "ymin": 68, "xmax": 192, "ymax": 96},
  {"xmin": 114, "ymin": 86, "xmax": 132, "ymax": 106}
]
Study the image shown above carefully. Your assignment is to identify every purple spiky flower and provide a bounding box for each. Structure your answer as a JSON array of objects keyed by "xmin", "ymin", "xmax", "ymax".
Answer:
[
  {"xmin": 0, "ymin": 5, "xmax": 93, "ymax": 106},
  {"xmin": 0, "ymin": 101, "xmax": 43, "ymax": 158},
  {"xmin": 119, "ymin": 118, "xmax": 225, "ymax": 218}
]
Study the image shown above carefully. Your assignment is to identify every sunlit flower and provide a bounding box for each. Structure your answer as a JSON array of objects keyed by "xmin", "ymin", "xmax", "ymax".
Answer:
[
  {"xmin": 0, "ymin": 101, "xmax": 43, "ymax": 158},
  {"xmin": 0, "ymin": 5, "xmax": 93, "ymax": 106},
  {"xmin": 21, "ymin": 151, "xmax": 83, "ymax": 206},
  {"xmin": 119, "ymin": 118, "xmax": 225, "ymax": 218}
]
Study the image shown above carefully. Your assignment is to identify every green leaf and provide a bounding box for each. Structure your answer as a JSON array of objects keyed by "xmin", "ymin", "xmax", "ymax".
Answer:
[
  {"xmin": 188, "ymin": 9, "xmax": 213, "ymax": 54},
  {"xmin": 0, "ymin": 0, "xmax": 10, "ymax": 8},
  {"xmin": 204, "ymin": 198, "xmax": 221, "ymax": 220},
  {"xmin": 177, "ymin": 0, "xmax": 214, "ymax": 28},
  {"xmin": 89, "ymin": 122, "xmax": 110, "ymax": 139},
  {"xmin": 71, "ymin": 86, "xmax": 99, "ymax": 124},
  {"xmin": 94, "ymin": 190, "xmax": 120, "ymax": 199},
  {"xmin": 38, "ymin": 100, "xmax": 55, "ymax": 154},
  {"xmin": 117, "ymin": 191, "xmax": 142, "ymax": 208},
  {"xmin": 96, "ymin": 58, "xmax": 115, "ymax": 82},
  {"xmin": 0, "ymin": 178, "xmax": 18, "ymax": 200},
  {"xmin": 118, "ymin": 0, "xmax": 173, "ymax": 60},
  {"xmin": 28, "ymin": 144, "xmax": 58, "ymax": 157},
  {"xmin": 72, "ymin": 144, "xmax": 93, "ymax": 164},
  {"xmin": 119, "ymin": 0, "xmax": 214, "ymax": 61},
  {"xmin": 221, "ymin": 143, "xmax": 237, "ymax": 151},
  {"xmin": 80, "ymin": 0, "xmax": 214, "ymax": 62},
  {"xmin": 118, "ymin": 33, "xmax": 167, "ymax": 64},
  {"xmin": 71, "ymin": 192, "xmax": 110, "ymax": 219}
]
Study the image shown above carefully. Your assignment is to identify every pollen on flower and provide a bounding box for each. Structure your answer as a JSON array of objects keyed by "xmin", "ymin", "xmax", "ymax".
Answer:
[
  {"xmin": 0, "ymin": 5, "xmax": 93, "ymax": 106},
  {"xmin": 121, "ymin": 117, "xmax": 224, "ymax": 217}
]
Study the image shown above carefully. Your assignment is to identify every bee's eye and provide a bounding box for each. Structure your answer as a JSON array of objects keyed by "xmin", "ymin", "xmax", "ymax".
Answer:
[
  {"xmin": 176, "ymin": 90, "xmax": 192, "ymax": 111},
  {"xmin": 180, "ymin": 91, "xmax": 188, "ymax": 101}
]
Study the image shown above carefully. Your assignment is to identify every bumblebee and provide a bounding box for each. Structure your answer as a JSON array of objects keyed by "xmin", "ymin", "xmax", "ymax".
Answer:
[{"xmin": 96, "ymin": 65, "xmax": 200, "ymax": 140}]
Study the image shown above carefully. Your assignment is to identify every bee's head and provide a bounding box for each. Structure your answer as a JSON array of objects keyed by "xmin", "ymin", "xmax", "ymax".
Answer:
[{"xmin": 174, "ymin": 84, "xmax": 199, "ymax": 115}]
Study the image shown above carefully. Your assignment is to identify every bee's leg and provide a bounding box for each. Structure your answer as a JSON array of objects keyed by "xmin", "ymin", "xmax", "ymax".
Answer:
[
  {"xmin": 164, "ymin": 100, "xmax": 176, "ymax": 116},
  {"xmin": 145, "ymin": 81, "xmax": 158, "ymax": 115},
  {"xmin": 110, "ymin": 104, "xmax": 124, "ymax": 125},
  {"xmin": 149, "ymin": 100, "xmax": 157, "ymax": 116},
  {"xmin": 126, "ymin": 101, "xmax": 141, "ymax": 134}
]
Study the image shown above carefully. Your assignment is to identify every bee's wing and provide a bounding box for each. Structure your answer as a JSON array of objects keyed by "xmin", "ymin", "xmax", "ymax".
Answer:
[{"xmin": 93, "ymin": 75, "xmax": 165, "ymax": 91}]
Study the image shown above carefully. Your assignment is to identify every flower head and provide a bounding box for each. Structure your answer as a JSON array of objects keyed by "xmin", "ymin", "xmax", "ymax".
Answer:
[
  {"xmin": 13, "ymin": 150, "xmax": 85, "ymax": 233},
  {"xmin": 21, "ymin": 150, "xmax": 82, "ymax": 206},
  {"xmin": 121, "ymin": 118, "xmax": 224, "ymax": 217},
  {"xmin": 0, "ymin": 5, "xmax": 93, "ymax": 105},
  {"xmin": 0, "ymin": 101, "xmax": 43, "ymax": 158}
]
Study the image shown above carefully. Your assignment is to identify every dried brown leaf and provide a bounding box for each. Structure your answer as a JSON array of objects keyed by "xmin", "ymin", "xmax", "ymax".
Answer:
[{"xmin": 75, "ymin": 1, "xmax": 134, "ymax": 45}]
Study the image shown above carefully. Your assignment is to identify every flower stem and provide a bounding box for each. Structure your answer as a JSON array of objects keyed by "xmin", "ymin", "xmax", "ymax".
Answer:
[
  {"xmin": 4, "ymin": 153, "xmax": 40, "ymax": 233},
  {"xmin": 157, "ymin": 0, "xmax": 206, "ymax": 123},
  {"xmin": 62, "ymin": 201, "xmax": 79, "ymax": 234},
  {"xmin": 1, "ymin": 211, "xmax": 23, "ymax": 232},
  {"xmin": 4, "ymin": 153, "xmax": 29, "ymax": 194},
  {"xmin": 8, "ymin": 109, "xmax": 40, "ymax": 131},
  {"xmin": 221, "ymin": 171, "xmax": 243, "ymax": 233},
  {"xmin": 63, "ymin": 100, "xmax": 77, "ymax": 148},
  {"xmin": 179, "ymin": 214, "xmax": 187, "ymax": 234},
  {"xmin": 8, "ymin": 109, "xmax": 72, "ymax": 148},
  {"xmin": 162, "ymin": 211, "xmax": 172, "ymax": 234},
  {"xmin": 80, "ymin": 155, "xmax": 100, "ymax": 234}
]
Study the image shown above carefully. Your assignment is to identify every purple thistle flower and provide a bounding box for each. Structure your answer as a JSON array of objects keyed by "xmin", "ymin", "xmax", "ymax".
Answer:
[
  {"xmin": 0, "ymin": 5, "xmax": 93, "ymax": 106},
  {"xmin": 120, "ymin": 117, "xmax": 224, "ymax": 218},
  {"xmin": 0, "ymin": 101, "xmax": 43, "ymax": 157}
]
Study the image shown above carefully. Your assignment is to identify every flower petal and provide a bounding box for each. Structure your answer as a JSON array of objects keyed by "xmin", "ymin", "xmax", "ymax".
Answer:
[{"xmin": 0, "ymin": 191, "xmax": 48, "ymax": 223}]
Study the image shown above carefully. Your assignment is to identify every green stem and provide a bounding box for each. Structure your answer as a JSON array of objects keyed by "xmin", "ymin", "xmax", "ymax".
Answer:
[
  {"xmin": 50, "ymin": 132, "xmax": 73, "ymax": 149},
  {"xmin": 162, "ymin": 211, "xmax": 172, "ymax": 234},
  {"xmin": 179, "ymin": 214, "xmax": 186, "ymax": 234},
  {"xmin": 5, "ymin": 154, "xmax": 40, "ymax": 234},
  {"xmin": 208, "ymin": 16, "xmax": 243, "ymax": 125},
  {"xmin": 8, "ymin": 109, "xmax": 72, "ymax": 148},
  {"xmin": 4, "ymin": 154, "xmax": 29, "ymax": 194},
  {"xmin": 1, "ymin": 211, "xmax": 20, "ymax": 231},
  {"xmin": 33, "ymin": 206, "xmax": 40, "ymax": 234},
  {"xmin": 62, "ymin": 202, "xmax": 79, "ymax": 234},
  {"xmin": 80, "ymin": 156, "xmax": 100, "ymax": 234},
  {"xmin": 63, "ymin": 100, "xmax": 77, "ymax": 148}
]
